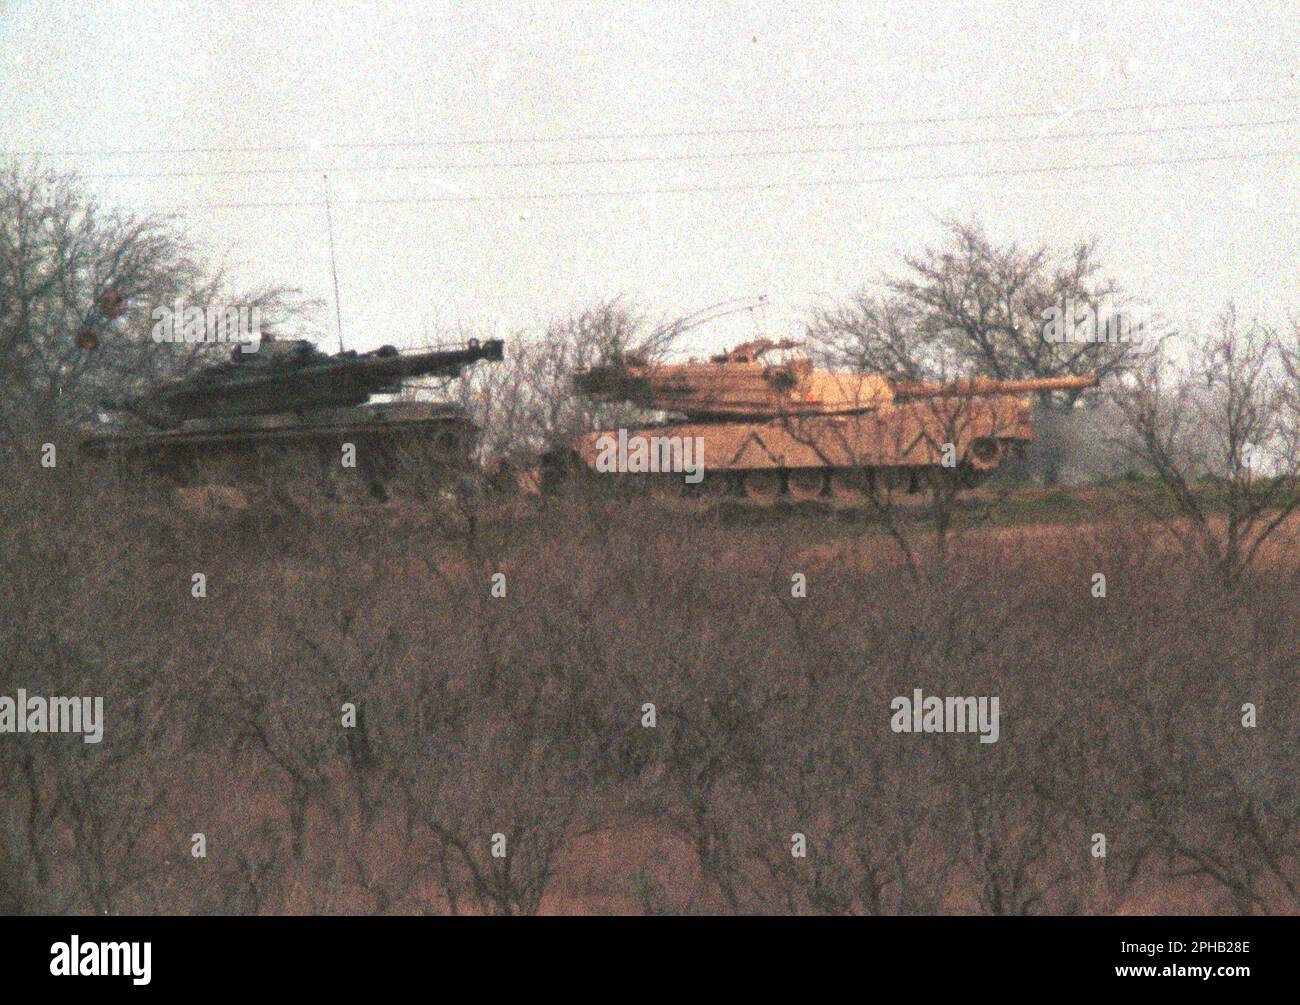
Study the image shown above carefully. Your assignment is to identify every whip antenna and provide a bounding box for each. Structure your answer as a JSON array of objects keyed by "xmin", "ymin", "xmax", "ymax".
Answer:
[{"xmin": 324, "ymin": 173, "xmax": 345, "ymax": 352}]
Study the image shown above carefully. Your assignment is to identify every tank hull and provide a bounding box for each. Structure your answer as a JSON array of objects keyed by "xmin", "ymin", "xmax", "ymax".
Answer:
[
  {"xmin": 80, "ymin": 401, "xmax": 478, "ymax": 501},
  {"xmin": 565, "ymin": 393, "xmax": 1034, "ymax": 500}
]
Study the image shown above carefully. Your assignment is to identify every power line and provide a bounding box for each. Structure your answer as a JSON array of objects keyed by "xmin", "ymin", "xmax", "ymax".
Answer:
[
  {"xmin": 80, "ymin": 116, "xmax": 1298, "ymax": 180},
  {"xmin": 9, "ymin": 94, "xmax": 1293, "ymax": 158},
  {"xmin": 156, "ymin": 147, "xmax": 1299, "ymax": 212}
]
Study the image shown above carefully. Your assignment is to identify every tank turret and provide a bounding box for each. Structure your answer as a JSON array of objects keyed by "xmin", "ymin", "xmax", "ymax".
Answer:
[
  {"xmin": 104, "ymin": 336, "xmax": 505, "ymax": 428},
  {"xmin": 575, "ymin": 340, "xmax": 1095, "ymax": 421}
]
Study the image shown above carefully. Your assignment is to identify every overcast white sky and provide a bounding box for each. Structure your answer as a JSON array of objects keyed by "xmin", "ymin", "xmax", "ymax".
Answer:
[{"xmin": 2, "ymin": 0, "xmax": 1296, "ymax": 356}]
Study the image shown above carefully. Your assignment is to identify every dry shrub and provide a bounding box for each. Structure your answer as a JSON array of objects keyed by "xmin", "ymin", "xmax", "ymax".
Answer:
[{"xmin": 1, "ymin": 464, "xmax": 1296, "ymax": 915}]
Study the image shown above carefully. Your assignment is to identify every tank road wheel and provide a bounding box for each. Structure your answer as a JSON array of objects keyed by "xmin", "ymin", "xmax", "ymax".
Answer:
[
  {"xmin": 858, "ymin": 466, "xmax": 918, "ymax": 495},
  {"xmin": 786, "ymin": 468, "xmax": 826, "ymax": 500},
  {"xmin": 354, "ymin": 439, "xmax": 395, "ymax": 501},
  {"xmin": 955, "ymin": 437, "xmax": 1008, "ymax": 488},
  {"xmin": 684, "ymin": 468, "xmax": 732, "ymax": 497},
  {"xmin": 965, "ymin": 437, "xmax": 1005, "ymax": 473},
  {"xmin": 831, "ymin": 467, "xmax": 874, "ymax": 500},
  {"xmin": 742, "ymin": 469, "xmax": 782, "ymax": 503}
]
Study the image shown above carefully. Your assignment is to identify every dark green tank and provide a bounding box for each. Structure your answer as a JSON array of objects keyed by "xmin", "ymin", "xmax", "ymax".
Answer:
[{"xmin": 81, "ymin": 337, "xmax": 504, "ymax": 501}]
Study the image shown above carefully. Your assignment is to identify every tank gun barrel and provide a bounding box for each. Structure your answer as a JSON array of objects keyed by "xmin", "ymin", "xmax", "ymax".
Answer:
[
  {"xmin": 893, "ymin": 373, "xmax": 1098, "ymax": 399},
  {"xmin": 360, "ymin": 338, "xmax": 504, "ymax": 382},
  {"xmin": 105, "ymin": 337, "xmax": 505, "ymax": 428}
]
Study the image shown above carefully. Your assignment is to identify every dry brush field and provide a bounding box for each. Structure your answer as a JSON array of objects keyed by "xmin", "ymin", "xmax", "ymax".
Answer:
[{"xmin": 1, "ymin": 470, "xmax": 1297, "ymax": 915}]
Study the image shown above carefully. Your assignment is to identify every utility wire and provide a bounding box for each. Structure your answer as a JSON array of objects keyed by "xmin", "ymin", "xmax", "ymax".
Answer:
[
  {"xmin": 9, "ymin": 94, "xmax": 1293, "ymax": 158},
  {"xmin": 156, "ymin": 147, "xmax": 1299, "ymax": 211},
  {"xmin": 81, "ymin": 116, "xmax": 1298, "ymax": 180}
]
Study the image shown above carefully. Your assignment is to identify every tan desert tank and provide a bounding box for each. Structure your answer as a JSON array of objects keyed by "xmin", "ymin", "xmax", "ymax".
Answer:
[{"xmin": 559, "ymin": 339, "xmax": 1096, "ymax": 501}]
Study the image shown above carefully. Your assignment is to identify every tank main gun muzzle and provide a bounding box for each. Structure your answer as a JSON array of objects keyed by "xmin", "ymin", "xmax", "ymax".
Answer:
[{"xmin": 892, "ymin": 373, "xmax": 1098, "ymax": 399}]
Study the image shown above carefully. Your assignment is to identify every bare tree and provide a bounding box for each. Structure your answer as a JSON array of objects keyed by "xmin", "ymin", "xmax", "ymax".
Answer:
[
  {"xmin": 807, "ymin": 219, "xmax": 1149, "ymax": 482},
  {"xmin": 1113, "ymin": 306, "xmax": 1300, "ymax": 587},
  {"xmin": 463, "ymin": 300, "xmax": 671, "ymax": 456},
  {"xmin": 0, "ymin": 164, "xmax": 318, "ymax": 442}
]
